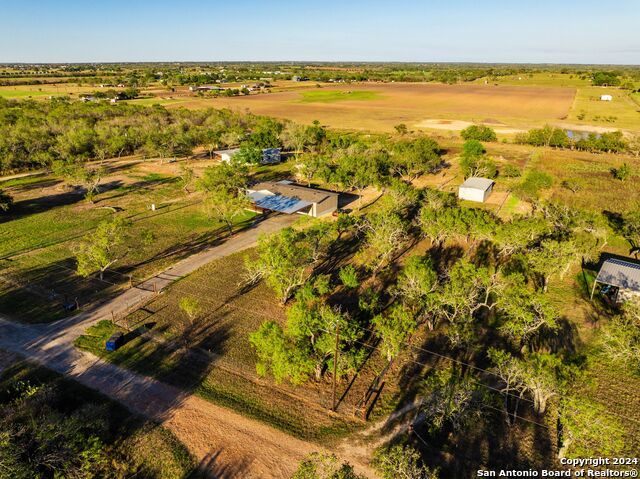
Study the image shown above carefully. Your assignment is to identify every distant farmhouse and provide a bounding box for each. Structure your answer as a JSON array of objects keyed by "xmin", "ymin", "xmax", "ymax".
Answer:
[
  {"xmin": 214, "ymin": 148, "xmax": 240, "ymax": 163},
  {"xmin": 458, "ymin": 177, "xmax": 494, "ymax": 203},
  {"xmin": 214, "ymin": 148, "xmax": 281, "ymax": 165},
  {"xmin": 600, "ymin": 94, "xmax": 613, "ymax": 101},
  {"xmin": 246, "ymin": 180, "xmax": 338, "ymax": 217},
  {"xmin": 591, "ymin": 258, "xmax": 640, "ymax": 304},
  {"xmin": 189, "ymin": 85, "xmax": 225, "ymax": 92}
]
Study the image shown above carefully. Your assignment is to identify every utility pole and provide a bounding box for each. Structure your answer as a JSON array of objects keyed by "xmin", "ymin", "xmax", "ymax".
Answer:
[{"xmin": 331, "ymin": 325, "xmax": 340, "ymax": 412}]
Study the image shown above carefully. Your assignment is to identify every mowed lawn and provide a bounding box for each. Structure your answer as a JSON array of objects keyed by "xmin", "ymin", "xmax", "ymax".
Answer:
[
  {"xmin": 299, "ymin": 89, "xmax": 383, "ymax": 103},
  {"xmin": 0, "ymin": 160, "xmax": 256, "ymax": 323},
  {"xmin": 75, "ymin": 250, "xmax": 373, "ymax": 443}
]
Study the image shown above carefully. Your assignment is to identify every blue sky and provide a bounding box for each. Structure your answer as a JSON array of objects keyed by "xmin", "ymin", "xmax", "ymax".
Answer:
[{"xmin": 2, "ymin": 0, "xmax": 639, "ymax": 64}]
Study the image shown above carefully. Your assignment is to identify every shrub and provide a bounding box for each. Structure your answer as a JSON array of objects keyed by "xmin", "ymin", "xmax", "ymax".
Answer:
[
  {"xmin": 561, "ymin": 179, "xmax": 582, "ymax": 193},
  {"xmin": 612, "ymin": 163, "xmax": 631, "ymax": 181},
  {"xmin": 338, "ymin": 265, "xmax": 359, "ymax": 289},
  {"xmin": 514, "ymin": 170, "xmax": 553, "ymax": 201},
  {"xmin": 0, "ymin": 189, "xmax": 13, "ymax": 212},
  {"xmin": 460, "ymin": 124, "xmax": 497, "ymax": 142},
  {"xmin": 501, "ymin": 164, "xmax": 521, "ymax": 178}
]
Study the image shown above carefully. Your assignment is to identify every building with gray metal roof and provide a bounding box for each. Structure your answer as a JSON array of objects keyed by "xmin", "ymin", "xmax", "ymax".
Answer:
[
  {"xmin": 458, "ymin": 177, "xmax": 495, "ymax": 203},
  {"xmin": 591, "ymin": 258, "xmax": 640, "ymax": 303}
]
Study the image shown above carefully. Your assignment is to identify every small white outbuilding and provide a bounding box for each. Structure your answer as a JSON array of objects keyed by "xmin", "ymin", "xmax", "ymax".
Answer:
[
  {"xmin": 600, "ymin": 94, "xmax": 613, "ymax": 101},
  {"xmin": 458, "ymin": 177, "xmax": 494, "ymax": 203}
]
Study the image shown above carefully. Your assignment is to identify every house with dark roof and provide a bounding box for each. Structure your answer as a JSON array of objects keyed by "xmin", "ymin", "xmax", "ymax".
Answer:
[{"xmin": 246, "ymin": 180, "xmax": 339, "ymax": 217}]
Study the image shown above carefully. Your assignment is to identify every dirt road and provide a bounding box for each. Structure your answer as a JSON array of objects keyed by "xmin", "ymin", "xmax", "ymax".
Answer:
[{"xmin": 0, "ymin": 214, "xmax": 378, "ymax": 479}]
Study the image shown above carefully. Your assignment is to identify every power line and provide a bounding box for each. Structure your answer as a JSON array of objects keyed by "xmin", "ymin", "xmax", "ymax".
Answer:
[{"xmin": 139, "ymin": 288, "xmax": 640, "ymax": 428}]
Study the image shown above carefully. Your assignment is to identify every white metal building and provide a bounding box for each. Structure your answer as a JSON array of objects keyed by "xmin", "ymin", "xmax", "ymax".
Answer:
[
  {"xmin": 600, "ymin": 94, "xmax": 613, "ymax": 101},
  {"xmin": 215, "ymin": 148, "xmax": 240, "ymax": 163},
  {"xmin": 458, "ymin": 177, "xmax": 495, "ymax": 203}
]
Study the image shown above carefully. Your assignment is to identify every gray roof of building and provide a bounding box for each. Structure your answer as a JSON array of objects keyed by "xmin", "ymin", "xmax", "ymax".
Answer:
[
  {"xmin": 249, "ymin": 181, "xmax": 338, "ymax": 203},
  {"xmin": 596, "ymin": 258, "xmax": 640, "ymax": 291},
  {"xmin": 460, "ymin": 177, "xmax": 495, "ymax": 191}
]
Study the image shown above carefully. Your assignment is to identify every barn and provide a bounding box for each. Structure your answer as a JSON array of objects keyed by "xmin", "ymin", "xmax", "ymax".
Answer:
[
  {"xmin": 591, "ymin": 258, "xmax": 640, "ymax": 304},
  {"xmin": 458, "ymin": 177, "xmax": 494, "ymax": 203},
  {"xmin": 246, "ymin": 180, "xmax": 339, "ymax": 217}
]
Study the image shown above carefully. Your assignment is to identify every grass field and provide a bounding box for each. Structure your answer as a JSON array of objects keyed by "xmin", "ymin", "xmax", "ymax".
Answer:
[
  {"xmin": 75, "ymin": 250, "xmax": 373, "ymax": 443},
  {"xmin": 566, "ymin": 86, "xmax": 640, "ymax": 130},
  {"xmin": 0, "ymin": 84, "xmax": 95, "ymax": 98},
  {"xmin": 433, "ymin": 139, "xmax": 640, "ymax": 214},
  {"xmin": 0, "ymin": 158, "xmax": 257, "ymax": 323},
  {"xmin": 299, "ymin": 89, "xmax": 382, "ymax": 103},
  {"xmin": 476, "ymin": 72, "xmax": 591, "ymax": 88},
  {"xmin": 0, "ymin": 357, "xmax": 195, "ymax": 477}
]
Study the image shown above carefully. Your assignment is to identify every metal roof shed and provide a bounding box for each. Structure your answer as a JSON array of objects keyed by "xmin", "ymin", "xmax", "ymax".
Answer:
[
  {"xmin": 458, "ymin": 177, "xmax": 495, "ymax": 203},
  {"xmin": 590, "ymin": 258, "xmax": 640, "ymax": 302}
]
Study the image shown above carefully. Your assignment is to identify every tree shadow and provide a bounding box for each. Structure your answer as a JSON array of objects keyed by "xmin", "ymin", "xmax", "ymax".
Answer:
[
  {"xmin": 530, "ymin": 317, "xmax": 581, "ymax": 354},
  {"xmin": 0, "ymin": 187, "xmax": 86, "ymax": 222},
  {"xmin": 188, "ymin": 450, "xmax": 251, "ymax": 479},
  {"xmin": 0, "ymin": 258, "xmax": 123, "ymax": 323}
]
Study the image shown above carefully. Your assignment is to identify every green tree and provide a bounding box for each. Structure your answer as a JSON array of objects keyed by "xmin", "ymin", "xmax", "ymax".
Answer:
[
  {"xmin": 248, "ymin": 321, "xmax": 314, "ymax": 384},
  {"xmin": 338, "ymin": 264, "xmax": 359, "ymax": 289},
  {"xmin": 178, "ymin": 163, "xmax": 194, "ymax": 193},
  {"xmin": 178, "ymin": 296, "xmax": 202, "ymax": 325},
  {"xmin": 234, "ymin": 144, "xmax": 263, "ymax": 165},
  {"xmin": 391, "ymin": 137, "xmax": 443, "ymax": 180},
  {"xmin": 374, "ymin": 444, "xmax": 439, "ymax": 479},
  {"xmin": 459, "ymin": 140, "xmax": 497, "ymax": 179},
  {"xmin": 73, "ymin": 217, "xmax": 129, "ymax": 280},
  {"xmin": 373, "ymin": 305, "xmax": 417, "ymax": 361},
  {"xmin": 525, "ymin": 238, "xmax": 579, "ymax": 292},
  {"xmin": 612, "ymin": 162, "xmax": 631, "ymax": 181},
  {"xmin": 394, "ymin": 123, "xmax": 409, "ymax": 135},
  {"xmin": 513, "ymin": 170, "xmax": 553, "ymax": 202},
  {"xmin": 203, "ymin": 189, "xmax": 250, "ymax": 236},
  {"xmin": 597, "ymin": 300, "xmax": 640, "ymax": 373},
  {"xmin": 295, "ymin": 153, "xmax": 327, "ymax": 185},
  {"xmin": 460, "ymin": 124, "xmax": 497, "ymax": 142},
  {"xmin": 498, "ymin": 276, "xmax": 559, "ymax": 347},
  {"xmin": 395, "ymin": 255, "xmax": 439, "ymax": 329},
  {"xmin": 279, "ymin": 122, "xmax": 312, "ymax": 160},
  {"xmin": 360, "ymin": 209, "xmax": 410, "ymax": 274},
  {"xmin": 489, "ymin": 349, "xmax": 564, "ymax": 415},
  {"xmin": 0, "ymin": 383, "xmax": 111, "ymax": 478},
  {"xmin": 244, "ymin": 227, "xmax": 319, "ymax": 304},
  {"xmin": 420, "ymin": 367, "xmax": 485, "ymax": 434},
  {"xmin": 436, "ymin": 260, "xmax": 497, "ymax": 347},
  {"xmin": 197, "ymin": 161, "xmax": 248, "ymax": 195},
  {"xmin": 53, "ymin": 160, "xmax": 105, "ymax": 203}
]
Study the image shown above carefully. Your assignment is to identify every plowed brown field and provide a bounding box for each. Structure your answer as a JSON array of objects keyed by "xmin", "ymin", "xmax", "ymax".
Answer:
[{"xmin": 175, "ymin": 82, "xmax": 576, "ymax": 132}]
